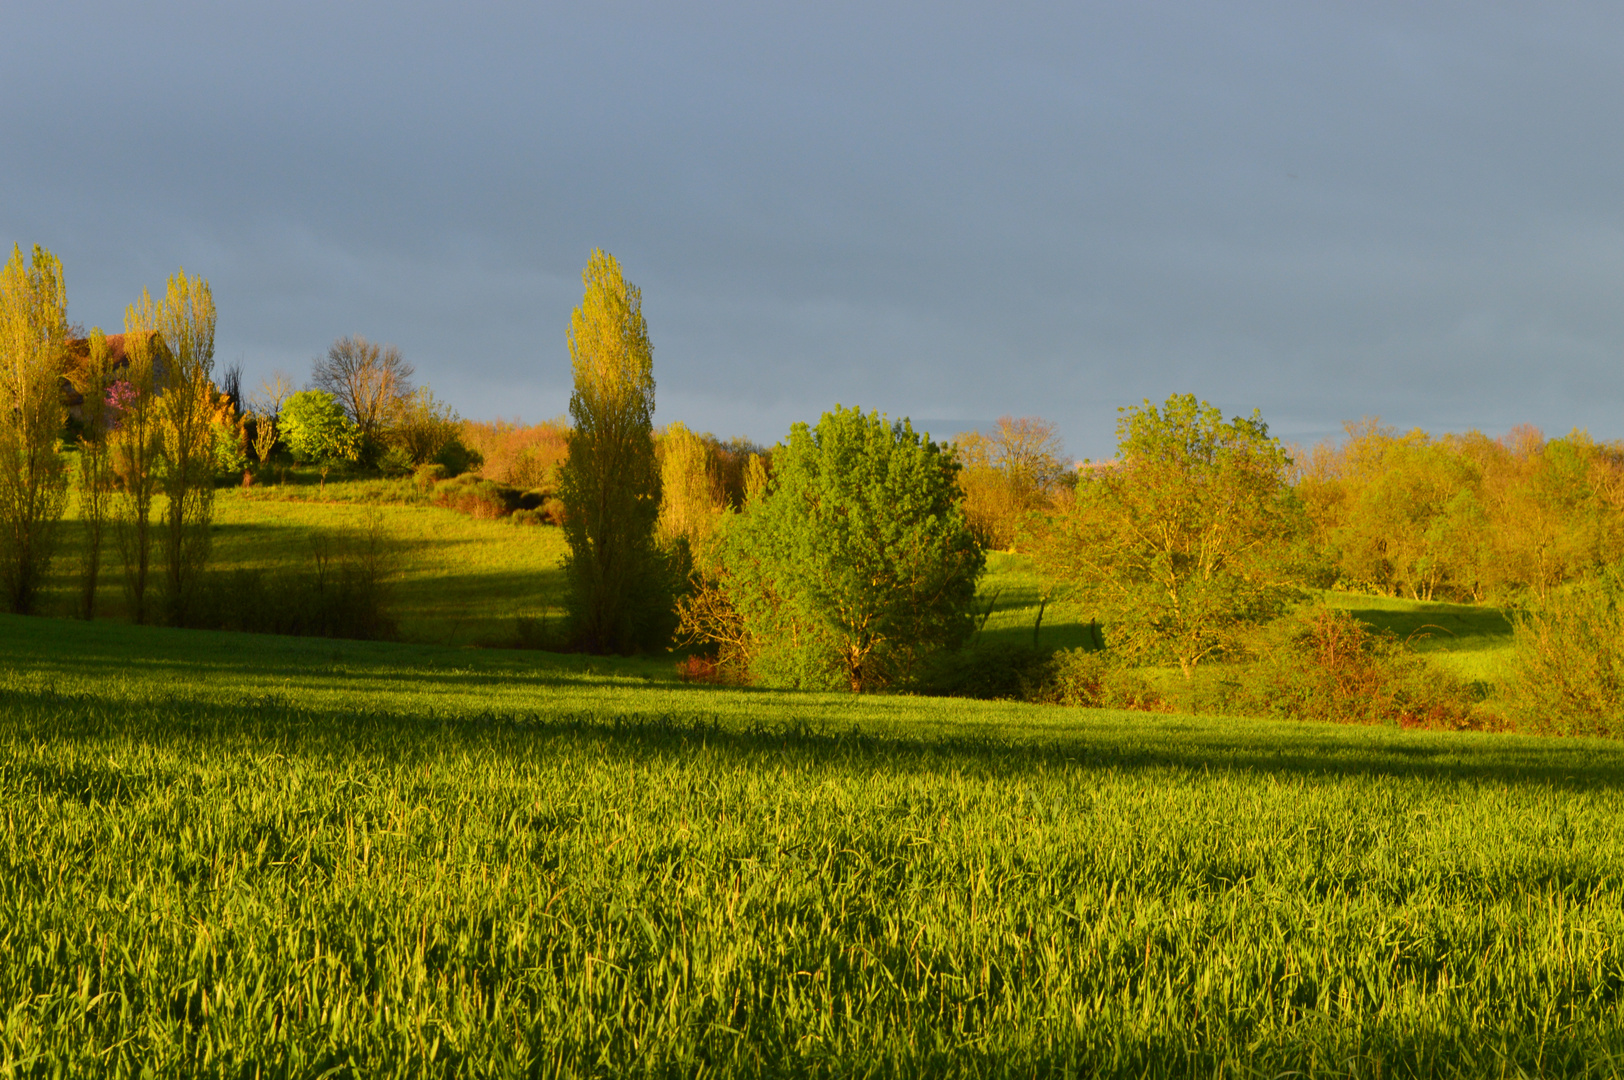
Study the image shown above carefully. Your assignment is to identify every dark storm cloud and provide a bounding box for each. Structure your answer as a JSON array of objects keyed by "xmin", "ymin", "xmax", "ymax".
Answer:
[{"xmin": 4, "ymin": 2, "xmax": 1623, "ymax": 457}]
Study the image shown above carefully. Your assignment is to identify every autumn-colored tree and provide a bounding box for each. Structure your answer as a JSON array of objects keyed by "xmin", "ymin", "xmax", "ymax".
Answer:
[
  {"xmin": 656, "ymin": 422, "xmax": 725, "ymax": 553},
  {"xmin": 0, "ymin": 244, "xmax": 70, "ymax": 614},
  {"xmin": 1038, "ymin": 394, "xmax": 1306, "ymax": 676},
  {"xmin": 558, "ymin": 250, "xmax": 669, "ymax": 653},
  {"xmin": 954, "ymin": 415, "xmax": 1070, "ymax": 550}
]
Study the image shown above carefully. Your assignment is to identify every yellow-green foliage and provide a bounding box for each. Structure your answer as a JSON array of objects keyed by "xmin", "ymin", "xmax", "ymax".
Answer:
[
  {"xmin": 0, "ymin": 243, "xmax": 70, "ymax": 615},
  {"xmin": 1502, "ymin": 571, "xmax": 1624, "ymax": 737},
  {"xmin": 655, "ymin": 421, "xmax": 725, "ymax": 552},
  {"xmin": 4, "ymin": 614, "xmax": 1624, "ymax": 1075},
  {"xmin": 953, "ymin": 415, "xmax": 1070, "ymax": 550},
  {"xmin": 559, "ymin": 249, "xmax": 668, "ymax": 653},
  {"xmin": 1298, "ymin": 420, "xmax": 1624, "ymax": 602}
]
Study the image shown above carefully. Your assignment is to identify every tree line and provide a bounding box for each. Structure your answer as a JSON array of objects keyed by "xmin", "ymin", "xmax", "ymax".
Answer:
[{"xmin": 7, "ymin": 242, "xmax": 1624, "ymax": 729}]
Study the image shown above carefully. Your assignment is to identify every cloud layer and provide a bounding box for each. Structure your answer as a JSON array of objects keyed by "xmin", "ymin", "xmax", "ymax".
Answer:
[{"xmin": 5, "ymin": 2, "xmax": 1623, "ymax": 457}]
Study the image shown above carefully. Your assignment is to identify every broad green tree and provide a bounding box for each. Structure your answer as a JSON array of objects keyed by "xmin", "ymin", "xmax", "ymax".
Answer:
[
  {"xmin": 0, "ymin": 243, "xmax": 70, "ymax": 614},
  {"xmin": 280, "ymin": 389, "xmax": 360, "ymax": 488},
  {"xmin": 710, "ymin": 406, "xmax": 984, "ymax": 691},
  {"xmin": 558, "ymin": 249, "xmax": 668, "ymax": 653},
  {"xmin": 1038, "ymin": 393, "xmax": 1307, "ymax": 676}
]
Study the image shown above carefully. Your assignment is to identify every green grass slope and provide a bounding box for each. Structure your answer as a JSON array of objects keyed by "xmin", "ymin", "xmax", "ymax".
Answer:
[
  {"xmin": 3, "ymin": 614, "xmax": 1623, "ymax": 1076},
  {"xmin": 39, "ymin": 473, "xmax": 570, "ymax": 647}
]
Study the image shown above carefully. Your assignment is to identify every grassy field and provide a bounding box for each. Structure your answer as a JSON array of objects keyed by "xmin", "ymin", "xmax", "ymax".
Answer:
[
  {"xmin": 4, "ymin": 614, "xmax": 1624, "ymax": 1076},
  {"xmin": 39, "ymin": 472, "xmax": 570, "ymax": 648}
]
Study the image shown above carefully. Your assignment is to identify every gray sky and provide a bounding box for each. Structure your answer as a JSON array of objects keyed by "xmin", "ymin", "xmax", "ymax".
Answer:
[{"xmin": 4, "ymin": 2, "xmax": 1622, "ymax": 459}]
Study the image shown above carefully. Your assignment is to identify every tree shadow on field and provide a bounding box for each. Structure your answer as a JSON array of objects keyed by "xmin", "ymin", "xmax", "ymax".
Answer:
[{"xmin": 5, "ymin": 680, "xmax": 1623, "ymax": 794}]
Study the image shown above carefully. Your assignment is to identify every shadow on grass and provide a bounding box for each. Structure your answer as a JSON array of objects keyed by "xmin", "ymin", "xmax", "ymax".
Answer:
[
  {"xmin": 4, "ymin": 677, "xmax": 1622, "ymax": 794},
  {"xmin": 1342, "ymin": 604, "xmax": 1515, "ymax": 650}
]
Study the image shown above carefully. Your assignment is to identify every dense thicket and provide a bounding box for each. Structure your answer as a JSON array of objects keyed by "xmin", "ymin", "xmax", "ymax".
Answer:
[{"xmin": 1299, "ymin": 420, "xmax": 1624, "ymax": 602}]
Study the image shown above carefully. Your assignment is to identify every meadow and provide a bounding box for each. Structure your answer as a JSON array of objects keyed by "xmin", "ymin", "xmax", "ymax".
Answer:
[{"xmin": 5, "ymin": 606, "xmax": 1624, "ymax": 1076}]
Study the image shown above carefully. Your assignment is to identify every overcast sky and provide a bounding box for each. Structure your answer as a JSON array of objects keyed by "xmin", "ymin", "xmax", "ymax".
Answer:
[{"xmin": 4, "ymin": 2, "xmax": 1622, "ymax": 458}]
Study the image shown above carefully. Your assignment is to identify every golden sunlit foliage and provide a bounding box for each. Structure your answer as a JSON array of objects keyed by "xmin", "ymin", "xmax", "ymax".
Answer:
[
  {"xmin": 0, "ymin": 243, "xmax": 70, "ymax": 614},
  {"xmin": 1299, "ymin": 419, "xmax": 1624, "ymax": 602},
  {"xmin": 558, "ymin": 249, "xmax": 670, "ymax": 653},
  {"xmin": 463, "ymin": 416, "xmax": 569, "ymax": 491},
  {"xmin": 953, "ymin": 415, "xmax": 1071, "ymax": 550}
]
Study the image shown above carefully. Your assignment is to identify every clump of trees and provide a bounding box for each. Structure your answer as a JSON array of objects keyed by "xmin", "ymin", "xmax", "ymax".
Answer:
[
  {"xmin": 1, "ymin": 249, "xmax": 233, "ymax": 625},
  {"xmin": 954, "ymin": 415, "xmax": 1072, "ymax": 550},
  {"xmin": 1298, "ymin": 420, "xmax": 1624, "ymax": 602}
]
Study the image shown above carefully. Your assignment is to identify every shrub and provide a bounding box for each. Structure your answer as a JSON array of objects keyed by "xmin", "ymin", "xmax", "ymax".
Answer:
[
  {"xmin": 676, "ymin": 654, "xmax": 728, "ymax": 684},
  {"xmin": 378, "ymin": 445, "xmax": 414, "ymax": 478},
  {"xmin": 433, "ymin": 437, "xmax": 483, "ymax": 478},
  {"xmin": 1042, "ymin": 649, "xmax": 1167, "ymax": 710},
  {"xmin": 414, "ymin": 463, "xmax": 447, "ymax": 490},
  {"xmin": 1502, "ymin": 571, "xmax": 1624, "ymax": 736},
  {"xmin": 390, "ymin": 387, "xmax": 460, "ymax": 466},
  {"xmin": 1240, "ymin": 606, "xmax": 1482, "ymax": 729},
  {"xmin": 432, "ymin": 475, "xmax": 522, "ymax": 520},
  {"xmin": 463, "ymin": 418, "xmax": 569, "ymax": 490}
]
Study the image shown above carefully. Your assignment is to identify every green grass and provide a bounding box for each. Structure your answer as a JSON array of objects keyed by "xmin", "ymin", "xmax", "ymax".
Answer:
[
  {"xmin": 4, "ymin": 614, "xmax": 1624, "ymax": 1076},
  {"xmin": 41, "ymin": 472, "xmax": 569, "ymax": 648},
  {"xmin": 1320, "ymin": 590, "xmax": 1518, "ymax": 690}
]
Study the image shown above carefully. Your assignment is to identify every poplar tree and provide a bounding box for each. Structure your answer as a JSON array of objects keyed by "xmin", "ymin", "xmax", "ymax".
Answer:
[
  {"xmin": 558, "ymin": 249, "xmax": 668, "ymax": 653},
  {"xmin": 152, "ymin": 269, "xmax": 217, "ymax": 625},
  {"xmin": 71, "ymin": 328, "xmax": 117, "ymax": 618},
  {"xmin": 0, "ymin": 244, "xmax": 70, "ymax": 614},
  {"xmin": 115, "ymin": 300, "xmax": 166, "ymax": 623}
]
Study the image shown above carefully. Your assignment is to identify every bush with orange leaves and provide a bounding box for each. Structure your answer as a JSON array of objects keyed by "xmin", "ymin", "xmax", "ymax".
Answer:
[{"xmin": 463, "ymin": 418, "xmax": 570, "ymax": 492}]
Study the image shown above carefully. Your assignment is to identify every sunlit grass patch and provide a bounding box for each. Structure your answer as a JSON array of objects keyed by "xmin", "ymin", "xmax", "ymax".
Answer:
[{"xmin": 3, "ymin": 613, "xmax": 1624, "ymax": 1076}]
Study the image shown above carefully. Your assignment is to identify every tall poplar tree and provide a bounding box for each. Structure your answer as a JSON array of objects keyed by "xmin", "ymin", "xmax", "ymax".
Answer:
[
  {"xmin": 115, "ymin": 298, "xmax": 166, "ymax": 623},
  {"xmin": 71, "ymin": 328, "xmax": 117, "ymax": 618},
  {"xmin": 0, "ymin": 244, "xmax": 70, "ymax": 614},
  {"xmin": 152, "ymin": 269, "xmax": 217, "ymax": 625},
  {"xmin": 558, "ymin": 249, "xmax": 668, "ymax": 653}
]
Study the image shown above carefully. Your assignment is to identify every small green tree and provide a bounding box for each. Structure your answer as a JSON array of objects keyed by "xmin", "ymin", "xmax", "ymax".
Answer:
[
  {"xmin": 280, "ymin": 390, "xmax": 360, "ymax": 488},
  {"xmin": 0, "ymin": 243, "xmax": 70, "ymax": 614},
  {"xmin": 558, "ymin": 249, "xmax": 669, "ymax": 653},
  {"xmin": 1037, "ymin": 393, "xmax": 1307, "ymax": 677},
  {"xmin": 709, "ymin": 406, "xmax": 983, "ymax": 691}
]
